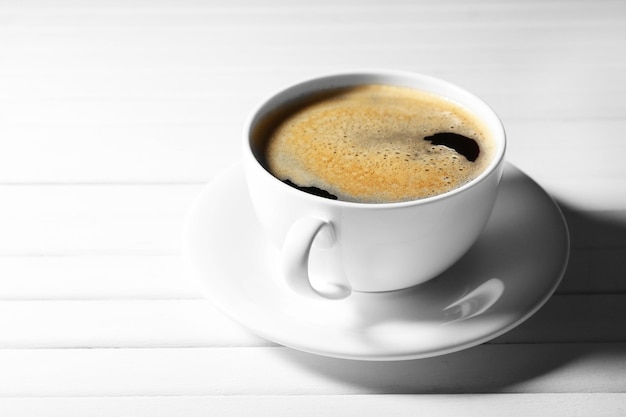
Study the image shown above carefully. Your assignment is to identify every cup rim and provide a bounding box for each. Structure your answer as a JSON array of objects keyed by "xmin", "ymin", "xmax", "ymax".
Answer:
[{"xmin": 243, "ymin": 69, "xmax": 506, "ymax": 209}]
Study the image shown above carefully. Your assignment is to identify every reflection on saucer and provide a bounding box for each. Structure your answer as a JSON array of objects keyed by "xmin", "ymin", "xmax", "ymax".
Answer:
[{"xmin": 443, "ymin": 278, "xmax": 505, "ymax": 325}]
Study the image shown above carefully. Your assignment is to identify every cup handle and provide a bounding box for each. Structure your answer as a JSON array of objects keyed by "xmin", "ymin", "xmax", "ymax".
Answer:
[{"xmin": 282, "ymin": 217, "xmax": 351, "ymax": 299}]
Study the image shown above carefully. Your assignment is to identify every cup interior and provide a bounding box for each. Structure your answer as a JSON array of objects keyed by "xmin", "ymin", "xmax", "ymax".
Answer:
[{"xmin": 245, "ymin": 70, "xmax": 506, "ymax": 206}]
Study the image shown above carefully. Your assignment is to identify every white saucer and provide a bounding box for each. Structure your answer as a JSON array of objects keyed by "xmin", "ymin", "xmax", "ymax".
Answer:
[{"xmin": 182, "ymin": 162, "xmax": 569, "ymax": 361}]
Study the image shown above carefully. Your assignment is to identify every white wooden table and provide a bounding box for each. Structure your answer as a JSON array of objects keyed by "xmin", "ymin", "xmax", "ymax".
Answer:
[{"xmin": 1, "ymin": 0, "xmax": 625, "ymax": 415}]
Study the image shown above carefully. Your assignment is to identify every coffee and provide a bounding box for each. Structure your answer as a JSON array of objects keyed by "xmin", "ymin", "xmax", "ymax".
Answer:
[{"xmin": 253, "ymin": 84, "xmax": 495, "ymax": 203}]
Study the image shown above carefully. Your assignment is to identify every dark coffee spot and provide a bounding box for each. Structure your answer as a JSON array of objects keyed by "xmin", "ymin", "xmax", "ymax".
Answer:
[
  {"xmin": 424, "ymin": 132, "xmax": 480, "ymax": 162},
  {"xmin": 284, "ymin": 180, "xmax": 338, "ymax": 200}
]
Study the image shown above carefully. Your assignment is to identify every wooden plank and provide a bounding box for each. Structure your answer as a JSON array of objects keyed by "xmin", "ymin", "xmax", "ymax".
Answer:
[
  {"xmin": 0, "ymin": 186, "xmax": 624, "ymax": 290},
  {"xmin": 0, "ymin": 78, "xmax": 621, "ymax": 123},
  {"xmin": 0, "ymin": 394, "xmax": 624, "ymax": 417},
  {"xmin": 0, "ymin": 1, "xmax": 623, "ymax": 19},
  {"xmin": 0, "ymin": 124, "xmax": 242, "ymax": 183},
  {"xmin": 0, "ymin": 68, "xmax": 292, "ymax": 99},
  {"xmin": 0, "ymin": 185, "xmax": 201, "ymax": 255},
  {"xmin": 0, "ymin": 255, "xmax": 200, "ymax": 300},
  {"xmin": 505, "ymin": 119, "xmax": 626, "ymax": 211},
  {"xmin": 0, "ymin": 299, "xmax": 268, "ymax": 348},
  {"xmin": 0, "ymin": 295, "xmax": 623, "ymax": 348},
  {"xmin": 1, "ymin": 123, "xmax": 624, "ymax": 213},
  {"xmin": 1, "ymin": 17, "xmax": 624, "ymax": 77},
  {"xmin": 561, "ymin": 208, "xmax": 626, "ymax": 249},
  {"xmin": 0, "ymin": 67, "xmax": 624, "ymax": 100},
  {"xmin": 2, "ymin": 20, "xmax": 624, "ymax": 50},
  {"xmin": 0, "ymin": 87, "xmax": 623, "ymax": 125},
  {"xmin": 0, "ymin": 186, "xmax": 624, "ymax": 256},
  {"xmin": 0, "ymin": 246, "xmax": 622, "ymax": 302},
  {"xmin": 0, "ymin": 344, "xmax": 625, "ymax": 395},
  {"xmin": 3, "ymin": 47, "xmax": 618, "ymax": 74},
  {"xmin": 1, "ymin": 121, "xmax": 626, "ymax": 211},
  {"xmin": 494, "ymin": 294, "xmax": 626, "ymax": 343},
  {"xmin": 0, "ymin": 97, "xmax": 257, "ymax": 125},
  {"xmin": 560, "ymin": 248, "xmax": 626, "ymax": 293},
  {"xmin": 2, "ymin": 121, "xmax": 626, "ymax": 209},
  {"xmin": 0, "ymin": 0, "xmax": 619, "ymax": 8},
  {"xmin": 0, "ymin": 0, "xmax": 622, "ymax": 27}
]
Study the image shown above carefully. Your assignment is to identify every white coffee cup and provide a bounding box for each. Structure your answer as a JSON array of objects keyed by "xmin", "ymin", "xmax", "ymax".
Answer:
[{"xmin": 243, "ymin": 70, "xmax": 506, "ymax": 300}]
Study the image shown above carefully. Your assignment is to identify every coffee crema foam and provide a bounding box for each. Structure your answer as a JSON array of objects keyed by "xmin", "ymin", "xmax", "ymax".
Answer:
[{"xmin": 257, "ymin": 84, "xmax": 495, "ymax": 203}]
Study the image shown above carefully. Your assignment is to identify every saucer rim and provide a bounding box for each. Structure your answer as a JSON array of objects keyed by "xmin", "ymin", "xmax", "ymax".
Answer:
[{"xmin": 182, "ymin": 161, "xmax": 570, "ymax": 361}]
